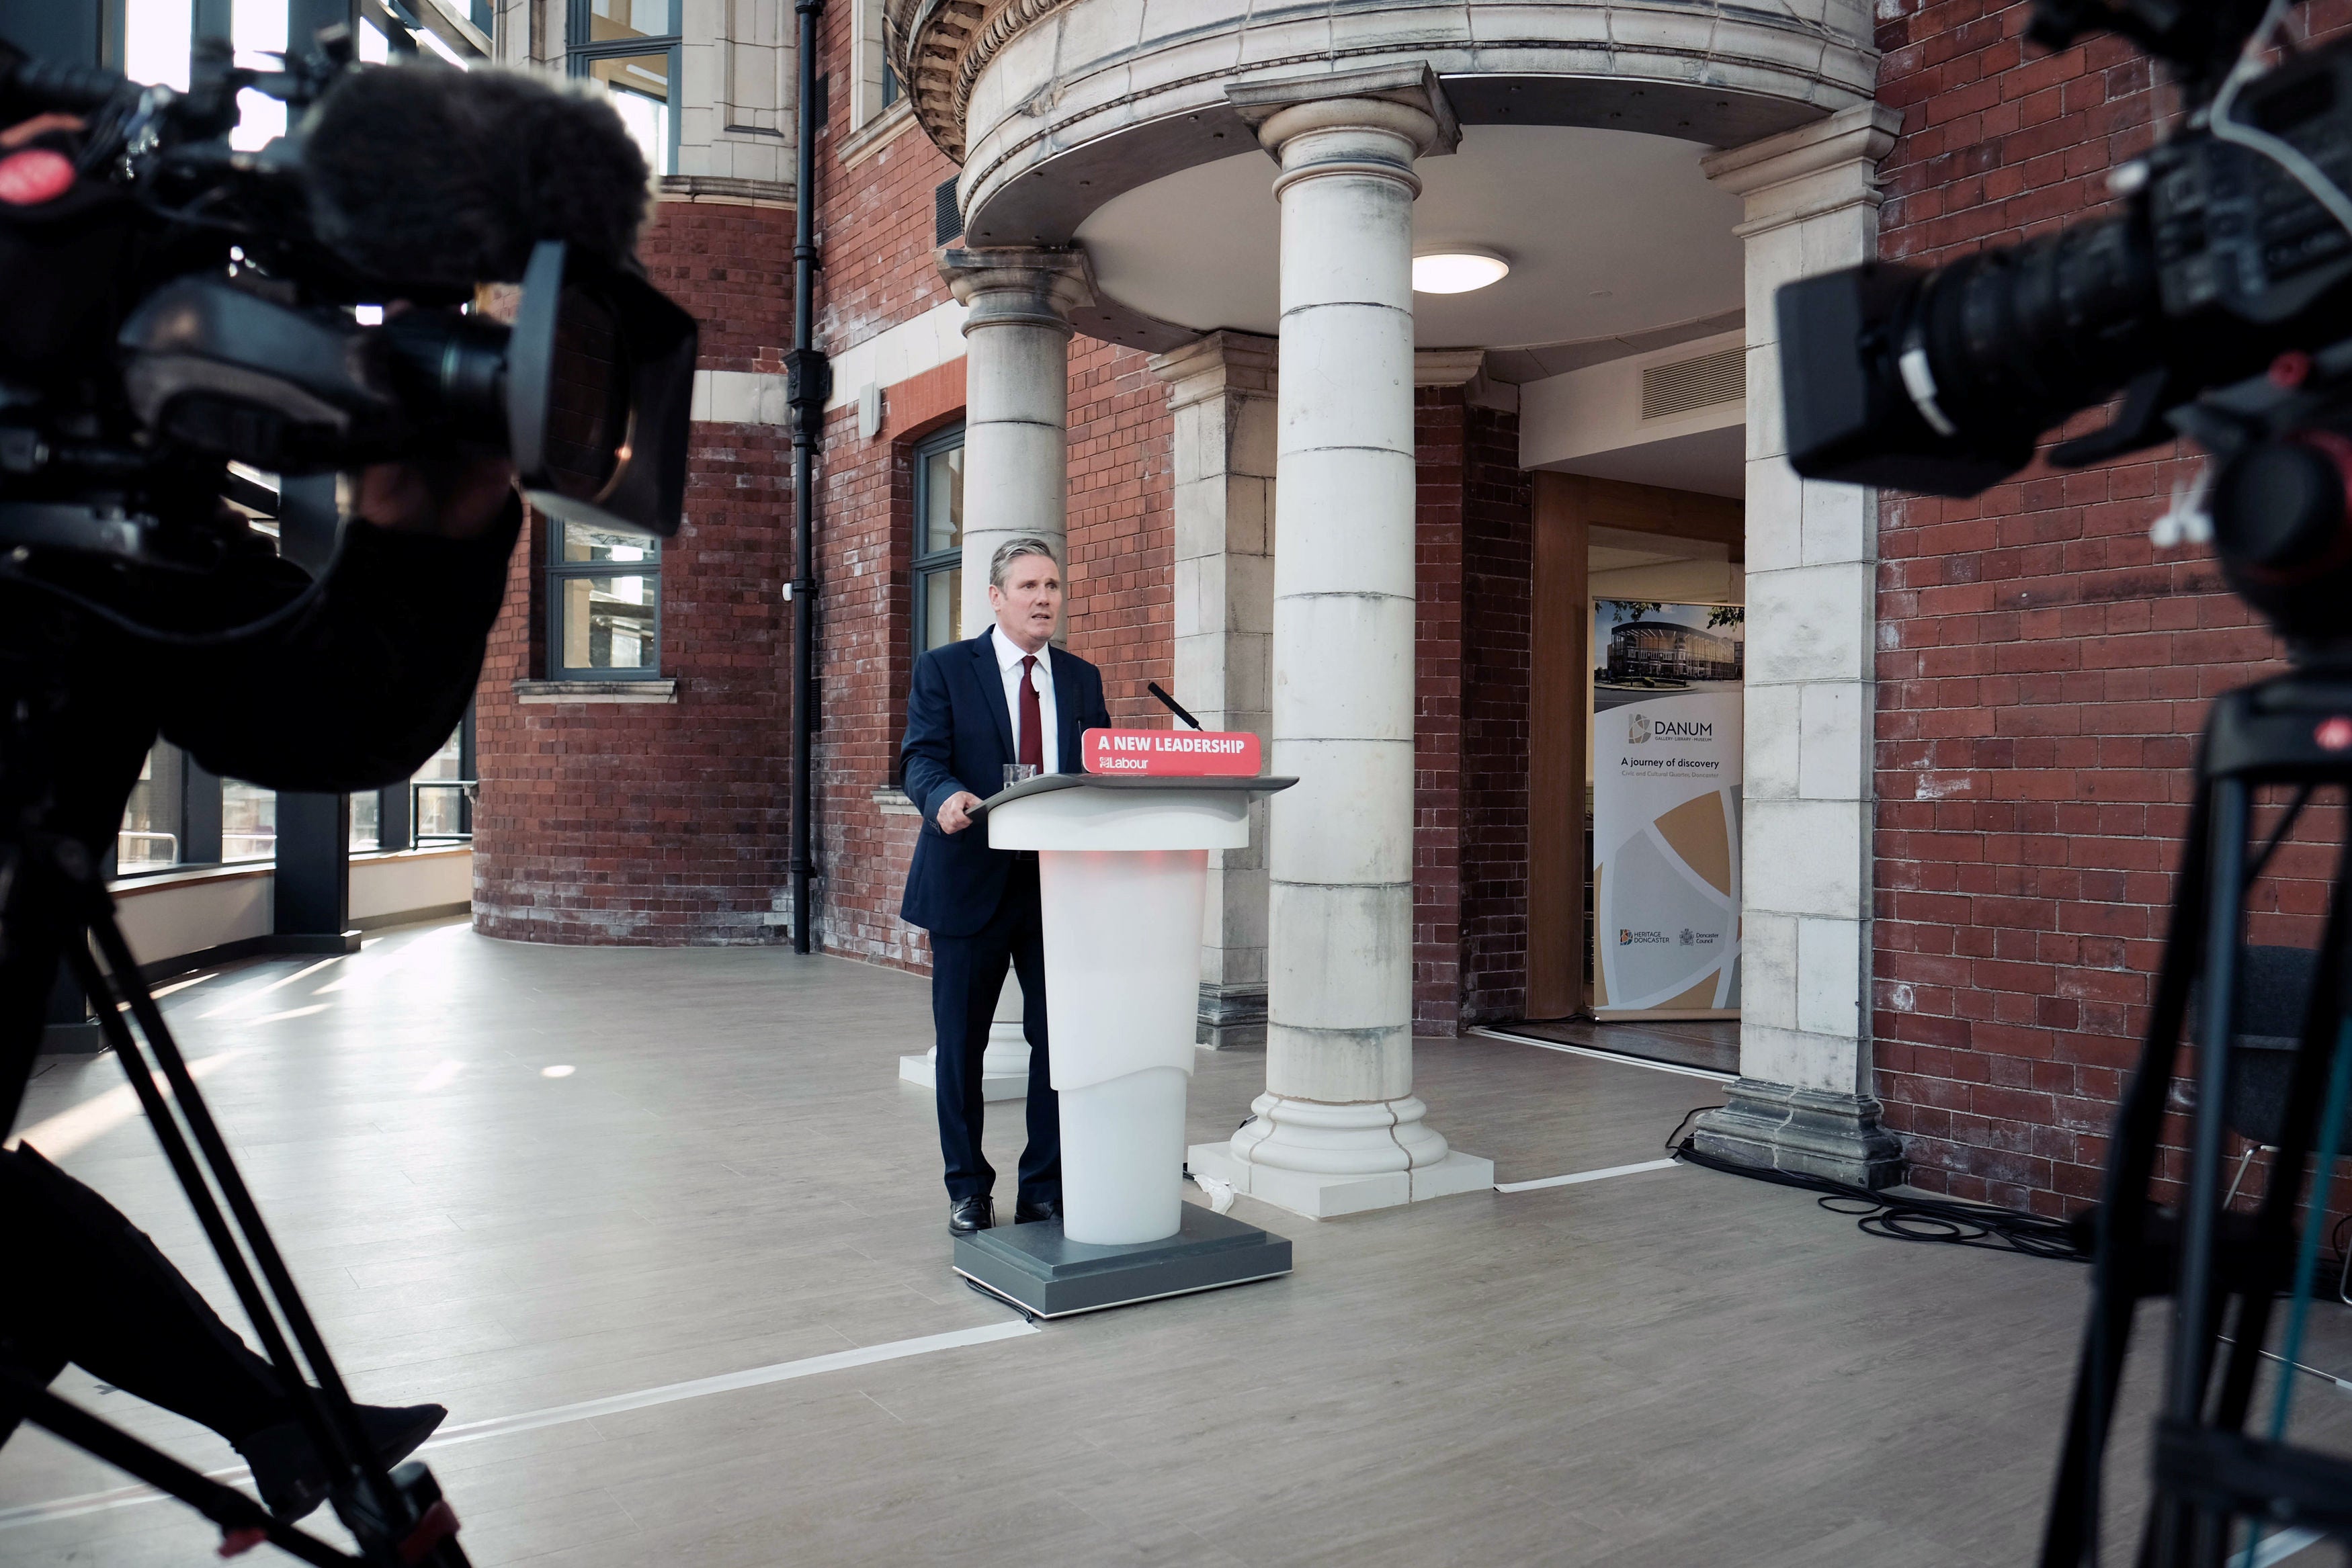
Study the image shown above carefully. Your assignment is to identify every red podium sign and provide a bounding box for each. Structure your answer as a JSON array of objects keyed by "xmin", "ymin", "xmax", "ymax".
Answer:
[{"xmin": 1083, "ymin": 728, "xmax": 1262, "ymax": 777}]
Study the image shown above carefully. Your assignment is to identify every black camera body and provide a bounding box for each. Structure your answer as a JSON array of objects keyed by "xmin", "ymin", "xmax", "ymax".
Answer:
[
  {"xmin": 0, "ymin": 31, "xmax": 696, "ymax": 571},
  {"xmin": 1784, "ymin": 37, "xmax": 2352, "ymax": 488}
]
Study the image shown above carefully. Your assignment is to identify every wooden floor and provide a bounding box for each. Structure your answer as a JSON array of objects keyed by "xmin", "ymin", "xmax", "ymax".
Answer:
[{"xmin": 5, "ymin": 920, "xmax": 2349, "ymax": 1566}]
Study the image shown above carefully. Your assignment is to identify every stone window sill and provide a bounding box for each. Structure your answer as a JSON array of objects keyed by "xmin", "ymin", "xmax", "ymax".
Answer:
[
  {"xmin": 872, "ymin": 786, "xmax": 921, "ymax": 818},
  {"xmin": 837, "ymin": 99, "xmax": 916, "ymax": 169},
  {"xmin": 513, "ymin": 679, "xmax": 681, "ymax": 705}
]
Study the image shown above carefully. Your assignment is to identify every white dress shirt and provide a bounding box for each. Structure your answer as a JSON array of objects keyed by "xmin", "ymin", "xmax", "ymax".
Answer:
[{"xmin": 989, "ymin": 625, "xmax": 1058, "ymax": 775}]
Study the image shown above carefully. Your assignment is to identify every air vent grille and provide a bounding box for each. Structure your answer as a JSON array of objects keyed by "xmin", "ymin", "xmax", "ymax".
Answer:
[
  {"xmin": 935, "ymin": 179, "xmax": 962, "ymax": 247},
  {"xmin": 1640, "ymin": 347, "xmax": 1745, "ymax": 420}
]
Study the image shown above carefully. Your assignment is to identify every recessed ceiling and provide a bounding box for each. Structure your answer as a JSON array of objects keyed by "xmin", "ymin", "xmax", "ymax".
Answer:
[{"xmin": 1073, "ymin": 124, "xmax": 1745, "ymax": 351}]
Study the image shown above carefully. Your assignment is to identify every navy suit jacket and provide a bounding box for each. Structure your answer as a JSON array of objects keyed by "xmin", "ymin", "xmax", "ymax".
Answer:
[{"xmin": 899, "ymin": 630, "xmax": 1112, "ymax": 937}]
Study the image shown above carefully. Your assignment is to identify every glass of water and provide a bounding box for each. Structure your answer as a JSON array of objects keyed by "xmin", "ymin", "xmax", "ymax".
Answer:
[{"xmin": 1002, "ymin": 763, "xmax": 1040, "ymax": 791}]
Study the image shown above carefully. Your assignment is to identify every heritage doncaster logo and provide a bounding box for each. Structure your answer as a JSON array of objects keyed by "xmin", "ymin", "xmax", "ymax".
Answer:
[{"xmin": 1618, "ymin": 928, "xmax": 1668, "ymax": 946}]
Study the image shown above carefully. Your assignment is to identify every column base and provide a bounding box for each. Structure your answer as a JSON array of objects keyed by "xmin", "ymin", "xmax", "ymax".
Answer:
[
  {"xmin": 1195, "ymin": 983, "xmax": 1267, "ymax": 1051},
  {"xmin": 1187, "ymin": 1092, "xmax": 1494, "ymax": 1219},
  {"xmin": 41, "ymin": 1019, "xmax": 106, "ymax": 1055},
  {"xmin": 1691, "ymin": 1078, "xmax": 1903, "ymax": 1190},
  {"xmin": 896, "ymin": 1053, "xmax": 1029, "ymax": 1101}
]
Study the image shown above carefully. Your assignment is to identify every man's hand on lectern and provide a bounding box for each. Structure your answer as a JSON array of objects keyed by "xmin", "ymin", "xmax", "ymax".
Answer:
[{"xmin": 937, "ymin": 791, "xmax": 983, "ymax": 834}]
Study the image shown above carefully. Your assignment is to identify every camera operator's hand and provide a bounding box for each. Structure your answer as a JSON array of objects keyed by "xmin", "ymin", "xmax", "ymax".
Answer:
[
  {"xmin": 2, "ymin": 113, "xmax": 86, "ymax": 148},
  {"xmin": 355, "ymin": 455, "xmax": 515, "ymax": 540}
]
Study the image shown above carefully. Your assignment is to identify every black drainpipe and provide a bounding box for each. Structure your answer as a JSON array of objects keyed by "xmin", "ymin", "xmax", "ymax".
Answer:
[{"xmin": 786, "ymin": 0, "xmax": 829, "ymax": 955}]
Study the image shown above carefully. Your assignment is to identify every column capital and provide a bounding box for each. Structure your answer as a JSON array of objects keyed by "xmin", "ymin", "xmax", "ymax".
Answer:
[
  {"xmin": 1148, "ymin": 330, "xmax": 1278, "ymax": 409},
  {"xmin": 1226, "ymin": 62, "xmax": 1458, "ymax": 196},
  {"xmin": 1702, "ymin": 101, "xmax": 1902, "ymax": 234},
  {"xmin": 935, "ymin": 245, "xmax": 1097, "ymax": 334}
]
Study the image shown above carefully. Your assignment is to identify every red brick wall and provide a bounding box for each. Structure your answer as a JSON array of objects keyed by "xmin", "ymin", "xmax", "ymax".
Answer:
[
  {"xmin": 1461, "ymin": 402, "xmax": 1534, "ymax": 1024},
  {"xmin": 472, "ymin": 199, "xmax": 799, "ymax": 945},
  {"xmin": 1415, "ymin": 389, "xmax": 1468, "ymax": 1035},
  {"xmin": 807, "ymin": 341, "xmax": 1175, "ymax": 973},
  {"xmin": 1868, "ymin": 0, "xmax": 2323, "ymax": 1210},
  {"xmin": 1414, "ymin": 389, "xmax": 1534, "ymax": 1035}
]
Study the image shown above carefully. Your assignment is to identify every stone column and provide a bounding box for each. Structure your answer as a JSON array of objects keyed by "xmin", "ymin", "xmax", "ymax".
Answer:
[
  {"xmin": 937, "ymin": 246, "xmax": 1095, "ymax": 637},
  {"xmin": 902, "ymin": 247, "xmax": 1096, "ymax": 1099},
  {"xmin": 1187, "ymin": 64, "xmax": 1491, "ymax": 1217},
  {"xmin": 1691, "ymin": 103, "xmax": 1906, "ymax": 1187},
  {"xmin": 1147, "ymin": 331, "xmax": 1277, "ymax": 1050}
]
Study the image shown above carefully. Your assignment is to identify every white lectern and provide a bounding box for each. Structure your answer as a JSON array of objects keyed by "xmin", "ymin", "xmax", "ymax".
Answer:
[{"xmin": 952, "ymin": 773, "xmax": 1295, "ymax": 1317}]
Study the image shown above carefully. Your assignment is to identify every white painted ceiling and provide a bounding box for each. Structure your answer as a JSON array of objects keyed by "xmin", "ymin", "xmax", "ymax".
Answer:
[
  {"xmin": 1073, "ymin": 124, "xmax": 1746, "ymax": 353},
  {"xmin": 1545, "ymin": 424, "xmax": 1746, "ymax": 498}
]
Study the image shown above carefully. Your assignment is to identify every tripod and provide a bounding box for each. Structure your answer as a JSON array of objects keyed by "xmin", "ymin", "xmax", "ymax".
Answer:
[
  {"xmin": 2042, "ymin": 666, "xmax": 2352, "ymax": 1567},
  {"xmin": 0, "ymin": 828, "xmax": 469, "ymax": 1567}
]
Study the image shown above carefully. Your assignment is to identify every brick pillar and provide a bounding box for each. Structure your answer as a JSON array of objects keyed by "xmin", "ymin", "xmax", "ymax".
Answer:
[
  {"xmin": 1693, "ymin": 103, "xmax": 1906, "ymax": 1187},
  {"xmin": 1147, "ymin": 331, "xmax": 1277, "ymax": 1049}
]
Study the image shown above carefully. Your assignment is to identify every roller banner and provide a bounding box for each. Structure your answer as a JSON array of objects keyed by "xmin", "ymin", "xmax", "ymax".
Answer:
[{"xmin": 1591, "ymin": 601, "xmax": 1742, "ymax": 1017}]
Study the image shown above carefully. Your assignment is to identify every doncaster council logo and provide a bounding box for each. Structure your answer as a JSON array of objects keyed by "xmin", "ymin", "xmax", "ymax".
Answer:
[{"xmin": 1628, "ymin": 711, "xmax": 1650, "ymax": 744}]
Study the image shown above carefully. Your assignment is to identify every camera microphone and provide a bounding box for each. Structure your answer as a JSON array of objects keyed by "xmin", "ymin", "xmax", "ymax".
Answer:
[{"xmin": 302, "ymin": 63, "xmax": 652, "ymax": 289}]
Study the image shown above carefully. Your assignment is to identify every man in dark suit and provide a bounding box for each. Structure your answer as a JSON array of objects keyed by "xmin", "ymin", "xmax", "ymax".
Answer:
[{"xmin": 900, "ymin": 536, "xmax": 1113, "ymax": 1235}]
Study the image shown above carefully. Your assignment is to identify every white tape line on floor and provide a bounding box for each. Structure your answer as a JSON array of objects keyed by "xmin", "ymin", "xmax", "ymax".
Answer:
[
  {"xmin": 1495, "ymin": 1157, "xmax": 1683, "ymax": 1194},
  {"xmin": 0, "ymin": 1319, "xmax": 1038, "ymax": 1532}
]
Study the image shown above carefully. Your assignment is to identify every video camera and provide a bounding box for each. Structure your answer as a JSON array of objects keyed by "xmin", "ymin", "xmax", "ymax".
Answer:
[
  {"xmin": 0, "ymin": 27, "xmax": 696, "ymax": 575},
  {"xmin": 1779, "ymin": 0, "xmax": 2352, "ymax": 644}
]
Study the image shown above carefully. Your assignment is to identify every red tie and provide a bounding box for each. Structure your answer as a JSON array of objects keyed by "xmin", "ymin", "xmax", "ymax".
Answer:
[{"xmin": 1018, "ymin": 654, "xmax": 1043, "ymax": 770}]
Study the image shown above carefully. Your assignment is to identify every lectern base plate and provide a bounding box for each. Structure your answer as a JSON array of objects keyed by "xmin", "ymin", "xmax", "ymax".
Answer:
[{"xmin": 952, "ymin": 1205, "xmax": 1290, "ymax": 1319}]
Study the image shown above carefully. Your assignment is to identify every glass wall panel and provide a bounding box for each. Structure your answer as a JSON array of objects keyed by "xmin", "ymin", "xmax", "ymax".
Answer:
[
  {"xmin": 415, "ymin": 730, "xmax": 468, "ymax": 841},
  {"xmin": 221, "ymin": 780, "xmax": 276, "ymax": 863},
  {"xmin": 922, "ymin": 443, "xmax": 962, "ymax": 555},
  {"xmin": 350, "ymin": 791, "xmax": 380, "ymax": 852},
  {"xmin": 552, "ymin": 521, "xmax": 659, "ymax": 677},
  {"xmin": 912, "ymin": 427, "xmax": 966, "ymax": 654},
  {"xmin": 924, "ymin": 568, "xmax": 961, "ymax": 652},
  {"xmin": 229, "ymin": 0, "xmax": 287, "ymax": 150},
  {"xmin": 117, "ymin": 745, "xmax": 185, "ymax": 871},
  {"xmin": 124, "ymin": 0, "xmax": 192, "ymax": 89},
  {"xmin": 587, "ymin": 0, "xmax": 677, "ymax": 41},
  {"xmin": 589, "ymin": 51, "xmax": 671, "ymax": 174}
]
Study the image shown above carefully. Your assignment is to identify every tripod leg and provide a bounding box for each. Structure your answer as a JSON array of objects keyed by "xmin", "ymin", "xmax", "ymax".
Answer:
[
  {"xmin": 2154, "ymin": 775, "xmax": 2255, "ymax": 1567},
  {"xmin": 2211, "ymin": 830, "xmax": 2352, "ymax": 1434},
  {"xmin": 0, "ymin": 1370, "xmax": 358, "ymax": 1568},
  {"xmin": 2043, "ymin": 767, "xmax": 2220, "ymax": 1567},
  {"xmin": 60, "ymin": 941, "xmax": 357, "ymax": 1483},
  {"xmin": 0, "ymin": 1143, "xmax": 287, "ymax": 1440}
]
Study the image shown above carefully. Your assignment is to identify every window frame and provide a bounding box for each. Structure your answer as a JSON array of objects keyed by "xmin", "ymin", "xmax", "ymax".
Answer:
[
  {"xmin": 547, "ymin": 517, "xmax": 665, "ymax": 682},
  {"xmin": 910, "ymin": 423, "xmax": 966, "ymax": 663},
  {"xmin": 564, "ymin": 0, "xmax": 681, "ymax": 176}
]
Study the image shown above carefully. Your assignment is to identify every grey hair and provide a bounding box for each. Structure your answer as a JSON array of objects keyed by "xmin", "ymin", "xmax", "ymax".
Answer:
[{"xmin": 989, "ymin": 535, "xmax": 1062, "ymax": 589}]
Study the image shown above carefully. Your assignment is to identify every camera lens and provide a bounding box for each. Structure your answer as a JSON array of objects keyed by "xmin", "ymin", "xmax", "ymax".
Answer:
[{"xmin": 542, "ymin": 287, "xmax": 632, "ymax": 503}]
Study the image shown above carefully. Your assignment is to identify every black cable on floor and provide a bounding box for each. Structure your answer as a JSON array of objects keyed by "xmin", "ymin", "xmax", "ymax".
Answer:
[{"xmin": 1669, "ymin": 1133, "xmax": 2091, "ymax": 1263}]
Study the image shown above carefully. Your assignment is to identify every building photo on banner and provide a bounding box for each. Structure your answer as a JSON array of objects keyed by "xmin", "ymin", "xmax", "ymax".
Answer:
[{"xmin": 1591, "ymin": 601, "xmax": 1742, "ymax": 1020}]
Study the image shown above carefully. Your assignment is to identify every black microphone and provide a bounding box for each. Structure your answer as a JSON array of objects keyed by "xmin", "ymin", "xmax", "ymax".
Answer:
[
  {"xmin": 304, "ymin": 62, "xmax": 651, "ymax": 288},
  {"xmin": 1148, "ymin": 682, "xmax": 1203, "ymax": 730}
]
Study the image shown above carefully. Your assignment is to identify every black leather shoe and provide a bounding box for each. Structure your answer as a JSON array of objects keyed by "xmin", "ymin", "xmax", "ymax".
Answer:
[
  {"xmin": 1013, "ymin": 1195, "xmax": 1061, "ymax": 1225},
  {"xmin": 237, "ymin": 1401, "xmax": 446, "ymax": 1522},
  {"xmin": 948, "ymin": 1195, "xmax": 995, "ymax": 1235}
]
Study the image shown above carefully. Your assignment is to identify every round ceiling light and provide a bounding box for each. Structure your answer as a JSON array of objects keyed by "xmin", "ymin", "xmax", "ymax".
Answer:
[{"xmin": 1412, "ymin": 251, "xmax": 1510, "ymax": 294}]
